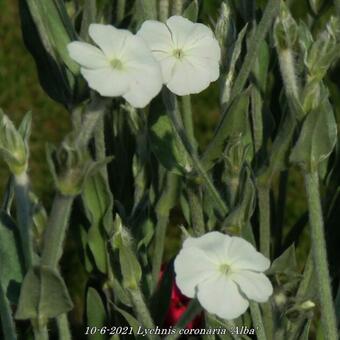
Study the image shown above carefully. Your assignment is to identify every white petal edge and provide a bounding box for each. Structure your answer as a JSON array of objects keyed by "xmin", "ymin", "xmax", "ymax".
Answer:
[
  {"xmin": 231, "ymin": 270, "xmax": 273, "ymax": 303},
  {"xmin": 174, "ymin": 246, "xmax": 217, "ymax": 298},
  {"xmin": 67, "ymin": 41, "xmax": 109, "ymax": 69},
  {"xmin": 137, "ymin": 20, "xmax": 173, "ymax": 52},
  {"xmin": 197, "ymin": 275, "xmax": 249, "ymax": 320},
  {"xmin": 89, "ymin": 24, "xmax": 132, "ymax": 59},
  {"xmin": 166, "ymin": 16, "xmax": 195, "ymax": 48},
  {"xmin": 227, "ymin": 236, "xmax": 271, "ymax": 272},
  {"xmin": 183, "ymin": 231, "xmax": 232, "ymax": 264}
]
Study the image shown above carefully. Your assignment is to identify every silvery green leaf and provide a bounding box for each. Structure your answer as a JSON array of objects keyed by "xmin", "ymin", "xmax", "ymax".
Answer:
[
  {"xmin": 15, "ymin": 266, "xmax": 73, "ymax": 320},
  {"xmin": 149, "ymin": 97, "xmax": 191, "ymax": 176},
  {"xmin": 19, "ymin": 0, "xmax": 83, "ymax": 107},
  {"xmin": 309, "ymin": 0, "xmax": 325, "ymax": 14},
  {"xmin": 182, "ymin": 0, "xmax": 199, "ymax": 21},
  {"xmin": 112, "ymin": 304, "xmax": 141, "ymax": 336},
  {"xmin": 267, "ymin": 244, "xmax": 299, "ymax": 276},
  {"xmin": 0, "ymin": 212, "xmax": 24, "ymax": 304},
  {"xmin": 220, "ymin": 24, "xmax": 247, "ymax": 106},
  {"xmin": 86, "ymin": 287, "xmax": 106, "ymax": 339},
  {"xmin": 18, "ymin": 111, "xmax": 32, "ymax": 143},
  {"xmin": 203, "ymin": 91, "xmax": 251, "ymax": 170},
  {"xmin": 87, "ymin": 224, "xmax": 107, "ymax": 274},
  {"xmin": 290, "ymin": 90, "xmax": 337, "ymax": 171}
]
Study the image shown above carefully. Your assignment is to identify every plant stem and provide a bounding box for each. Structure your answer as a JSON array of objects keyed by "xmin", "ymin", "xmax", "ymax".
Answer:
[
  {"xmin": 158, "ymin": 0, "xmax": 169, "ymax": 21},
  {"xmin": 0, "ymin": 284, "xmax": 17, "ymax": 340},
  {"xmin": 164, "ymin": 300, "xmax": 202, "ymax": 340},
  {"xmin": 57, "ymin": 314, "xmax": 72, "ymax": 340},
  {"xmin": 116, "ymin": 0, "xmax": 126, "ymax": 23},
  {"xmin": 172, "ymin": 0, "xmax": 183, "ymax": 15},
  {"xmin": 32, "ymin": 319, "xmax": 49, "ymax": 340},
  {"xmin": 41, "ymin": 193, "xmax": 74, "ymax": 268},
  {"xmin": 152, "ymin": 174, "xmax": 178, "ymax": 289},
  {"xmin": 250, "ymin": 302, "xmax": 267, "ymax": 340},
  {"xmin": 258, "ymin": 186, "xmax": 271, "ymax": 258},
  {"xmin": 304, "ymin": 171, "xmax": 338, "ymax": 340},
  {"xmin": 128, "ymin": 287, "xmax": 158, "ymax": 339},
  {"xmin": 180, "ymin": 96, "xmax": 205, "ymax": 235},
  {"xmin": 14, "ymin": 172, "xmax": 33, "ymax": 270}
]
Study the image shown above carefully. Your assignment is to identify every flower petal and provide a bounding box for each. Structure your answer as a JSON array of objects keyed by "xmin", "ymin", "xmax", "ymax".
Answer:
[
  {"xmin": 89, "ymin": 24, "xmax": 132, "ymax": 59},
  {"xmin": 174, "ymin": 246, "xmax": 217, "ymax": 298},
  {"xmin": 186, "ymin": 54, "xmax": 220, "ymax": 82},
  {"xmin": 197, "ymin": 275, "xmax": 249, "ymax": 320},
  {"xmin": 81, "ymin": 68, "xmax": 129, "ymax": 97},
  {"xmin": 137, "ymin": 20, "xmax": 173, "ymax": 52},
  {"xmin": 226, "ymin": 237, "xmax": 271, "ymax": 272},
  {"xmin": 231, "ymin": 271, "xmax": 273, "ymax": 303},
  {"xmin": 183, "ymin": 231, "xmax": 232, "ymax": 264},
  {"xmin": 67, "ymin": 41, "xmax": 109, "ymax": 69},
  {"xmin": 166, "ymin": 58, "xmax": 212, "ymax": 95},
  {"xmin": 166, "ymin": 16, "xmax": 195, "ymax": 48},
  {"xmin": 123, "ymin": 63, "xmax": 162, "ymax": 108}
]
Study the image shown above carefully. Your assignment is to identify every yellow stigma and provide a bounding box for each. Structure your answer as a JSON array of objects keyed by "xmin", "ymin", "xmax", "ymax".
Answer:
[
  {"xmin": 110, "ymin": 58, "xmax": 123, "ymax": 70},
  {"xmin": 173, "ymin": 48, "xmax": 185, "ymax": 60},
  {"xmin": 219, "ymin": 263, "xmax": 231, "ymax": 275}
]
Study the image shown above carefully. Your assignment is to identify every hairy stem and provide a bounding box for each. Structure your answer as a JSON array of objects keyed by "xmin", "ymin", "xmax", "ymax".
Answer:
[
  {"xmin": 57, "ymin": 314, "xmax": 72, "ymax": 340},
  {"xmin": 152, "ymin": 174, "xmax": 178, "ymax": 289},
  {"xmin": 116, "ymin": 0, "xmax": 126, "ymax": 23},
  {"xmin": 258, "ymin": 186, "xmax": 271, "ymax": 258},
  {"xmin": 41, "ymin": 193, "xmax": 74, "ymax": 268},
  {"xmin": 304, "ymin": 171, "xmax": 338, "ymax": 340},
  {"xmin": 250, "ymin": 302, "xmax": 267, "ymax": 340},
  {"xmin": 128, "ymin": 288, "xmax": 158, "ymax": 339},
  {"xmin": 14, "ymin": 172, "xmax": 33, "ymax": 270}
]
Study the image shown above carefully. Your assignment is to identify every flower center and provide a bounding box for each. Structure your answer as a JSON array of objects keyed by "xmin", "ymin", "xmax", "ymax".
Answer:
[
  {"xmin": 173, "ymin": 48, "xmax": 185, "ymax": 60},
  {"xmin": 219, "ymin": 263, "xmax": 231, "ymax": 276},
  {"xmin": 110, "ymin": 58, "xmax": 123, "ymax": 70}
]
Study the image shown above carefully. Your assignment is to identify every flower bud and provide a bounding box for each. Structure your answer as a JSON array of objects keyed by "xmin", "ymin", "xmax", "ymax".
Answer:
[
  {"xmin": 274, "ymin": 2, "xmax": 298, "ymax": 50},
  {"xmin": 0, "ymin": 110, "xmax": 29, "ymax": 175}
]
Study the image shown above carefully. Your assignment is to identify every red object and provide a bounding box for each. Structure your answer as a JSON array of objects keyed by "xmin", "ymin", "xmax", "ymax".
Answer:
[{"xmin": 160, "ymin": 265, "xmax": 202, "ymax": 329}]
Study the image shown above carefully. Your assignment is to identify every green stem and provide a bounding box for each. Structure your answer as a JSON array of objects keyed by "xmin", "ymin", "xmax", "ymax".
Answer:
[
  {"xmin": 250, "ymin": 302, "xmax": 267, "ymax": 340},
  {"xmin": 186, "ymin": 184, "xmax": 205, "ymax": 236},
  {"xmin": 116, "ymin": 0, "xmax": 126, "ymax": 23},
  {"xmin": 304, "ymin": 171, "xmax": 338, "ymax": 340},
  {"xmin": 181, "ymin": 96, "xmax": 197, "ymax": 151},
  {"xmin": 140, "ymin": 0, "xmax": 157, "ymax": 20},
  {"xmin": 164, "ymin": 300, "xmax": 202, "ymax": 340},
  {"xmin": 335, "ymin": 0, "xmax": 340, "ymax": 16},
  {"xmin": 158, "ymin": 0, "xmax": 169, "ymax": 22},
  {"xmin": 32, "ymin": 320, "xmax": 49, "ymax": 340},
  {"xmin": 258, "ymin": 186, "xmax": 271, "ymax": 258},
  {"xmin": 14, "ymin": 172, "xmax": 34, "ymax": 270},
  {"xmin": 41, "ymin": 193, "xmax": 74, "ymax": 268},
  {"xmin": 128, "ymin": 287, "xmax": 158, "ymax": 339},
  {"xmin": 151, "ymin": 174, "xmax": 178, "ymax": 289},
  {"xmin": 57, "ymin": 314, "xmax": 72, "ymax": 340},
  {"xmin": 180, "ymin": 96, "xmax": 205, "ymax": 235},
  {"xmin": 172, "ymin": 0, "xmax": 183, "ymax": 15},
  {"xmin": 0, "ymin": 284, "xmax": 17, "ymax": 340}
]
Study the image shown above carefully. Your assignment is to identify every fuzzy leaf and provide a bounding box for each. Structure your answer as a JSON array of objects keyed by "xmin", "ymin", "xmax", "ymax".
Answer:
[
  {"xmin": 290, "ymin": 93, "xmax": 337, "ymax": 171},
  {"xmin": 149, "ymin": 97, "xmax": 190, "ymax": 175},
  {"xmin": 182, "ymin": 0, "xmax": 199, "ymax": 21},
  {"xmin": 15, "ymin": 266, "xmax": 73, "ymax": 320},
  {"xmin": 267, "ymin": 245, "xmax": 299, "ymax": 276},
  {"xmin": 86, "ymin": 287, "xmax": 106, "ymax": 339},
  {"xmin": 112, "ymin": 305, "xmax": 140, "ymax": 335}
]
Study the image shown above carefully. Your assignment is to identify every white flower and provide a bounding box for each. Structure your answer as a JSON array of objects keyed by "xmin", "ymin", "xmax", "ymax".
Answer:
[
  {"xmin": 137, "ymin": 16, "xmax": 221, "ymax": 96},
  {"xmin": 68, "ymin": 24, "xmax": 162, "ymax": 108},
  {"xmin": 174, "ymin": 231, "xmax": 273, "ymax": 320}
]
